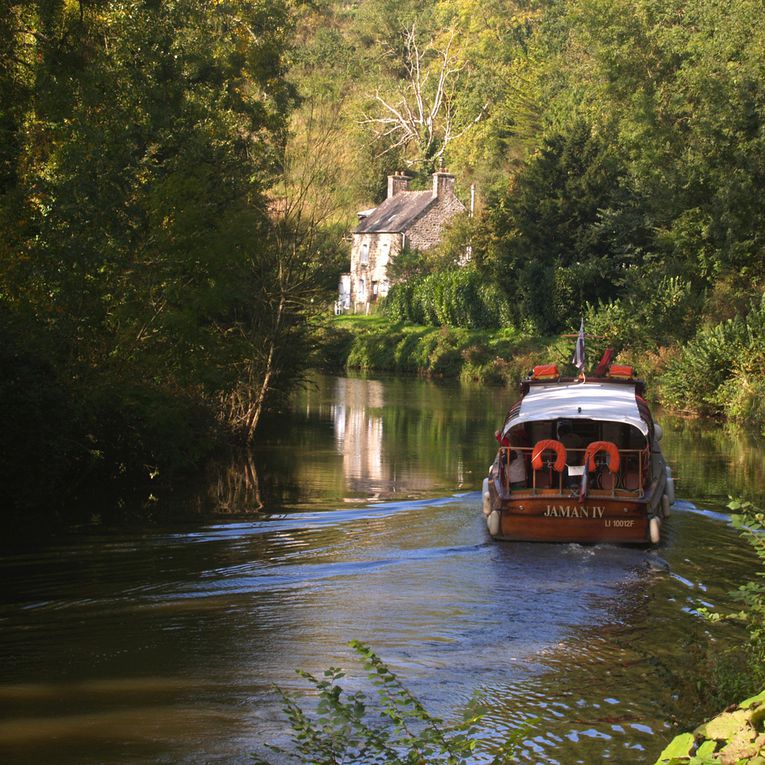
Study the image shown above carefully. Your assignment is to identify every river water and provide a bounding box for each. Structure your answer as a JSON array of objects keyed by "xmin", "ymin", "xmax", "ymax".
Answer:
[{"xmin": 1, "ymin": 373, "xmax": 764, "ymax": 764}]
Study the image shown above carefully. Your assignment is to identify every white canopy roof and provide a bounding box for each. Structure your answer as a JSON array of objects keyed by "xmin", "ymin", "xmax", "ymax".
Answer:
[{"xmin": 502, "ymin": 382, "xmax": 649, "ymax": 437}]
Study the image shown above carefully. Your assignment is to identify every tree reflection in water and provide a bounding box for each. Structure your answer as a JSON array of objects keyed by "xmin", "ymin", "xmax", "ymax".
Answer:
[{"xmin": 205, "ymin": 449, "xmax": 265, "ymax": 515}]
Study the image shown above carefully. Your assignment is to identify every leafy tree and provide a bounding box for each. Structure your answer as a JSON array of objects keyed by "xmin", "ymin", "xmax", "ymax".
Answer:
[
  {"xmin": 435, "ymin": 0, "xmax": 547, "ymax": 189},
  {"xmin": 0, "ymin": 0, "xmax": 320, "ymax": 508},
  {"xmin": 567, "ymin": 0, "xmax": 765, "ymax": 290},
  {"xmin": 488, "ymin": 120, "xmax": 636, "ymax": 332}
]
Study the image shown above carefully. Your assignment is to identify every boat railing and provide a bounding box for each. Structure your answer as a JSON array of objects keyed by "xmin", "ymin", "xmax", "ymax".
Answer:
[{"xmin": 499, "ymin": 445, "xmax": 650, "ymax": 498}]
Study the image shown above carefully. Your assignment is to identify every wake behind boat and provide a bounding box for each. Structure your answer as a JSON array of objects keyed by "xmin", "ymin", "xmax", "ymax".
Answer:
[{"xmin": 482, "ymin": 346, "xmax": 675, "ymax": 544}]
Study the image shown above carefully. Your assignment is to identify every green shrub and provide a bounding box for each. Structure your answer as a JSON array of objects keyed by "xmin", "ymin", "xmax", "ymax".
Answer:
[
  {"xmin": 310, "ymin": 324, "xmax": 355, "ymax": 372},
  {"xmin": 584, "ymin": 275, "xmax": 702, "ymax": 352},
  {"xmin": 345, "ymin": 328, "xmax": 405, "ymax": 371},
  {"xmin": 655, "ymin": 500, "xmax": 765, "ymax": 764},
  {"xmin": 83, "ymin": 382, "xmax": 216, "ymax": 479},
  {"xmin": 384, "ymin": 280, "xmax": 422, "ymax": 324},
  {"xmin": 329, "ymin": 314, "xmax": 557, "ymax": 386},
  {"xmin": 726, "ymin": 500, "xmax": 765, "ymax": 684},
  {"xmin": 384, "ymin": 267, "xmax": 513, "ymax": 330},
  {"xmin": 0, "ymin": 321, "xmax": 81, "ymax": 511},
  {"xmin": 393, "ymin": 328, "xmax": 432, "ymax": 371},
  {"xmin": 427, "ymin": 328, "xmax": 468, "ymax": 375},
  {"xmin": 660, "ymin": 293, "xmax": 765, "ymax": 420},
  {"xmin": 714, "ymin": 362, "xmax": 765, "ymax": 424},
  {"xmin": 653, "ymin": 690, "xmax": 765, "ymax": 764}
]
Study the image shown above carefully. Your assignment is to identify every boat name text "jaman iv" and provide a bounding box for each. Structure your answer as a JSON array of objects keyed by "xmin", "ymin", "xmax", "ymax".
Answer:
[{"xmin": 543, "ymin": 505, "xmax": 605, "ymax": 518}]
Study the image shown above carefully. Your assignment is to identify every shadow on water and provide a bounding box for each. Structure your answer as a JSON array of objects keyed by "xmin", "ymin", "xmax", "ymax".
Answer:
[{"xmin": 1, "ymin": 373, "xmax": 764, "ymax": 764}]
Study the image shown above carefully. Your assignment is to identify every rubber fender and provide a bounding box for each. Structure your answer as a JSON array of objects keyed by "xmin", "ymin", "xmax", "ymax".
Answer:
[
  {"xmin": 662, "ymin": 493, "xmax": 671, "ymax": 518},
  {"xmin": 666, "ymin": 477, "xmax": 675, "ymax": 504},
  {"xmin": 649, "ymin": 516, "xmax": 661, "ymax": 544},
  {"xmin": 665, "ymin": 469, "xmax": 675, "ymax": 504},
  {"xmin": 482, "ymin": 478, "xmax": 491, "ymax": 517},
  {"xmin": 487, "ymin": 510, "xmax": 500, "ymax": 536}
]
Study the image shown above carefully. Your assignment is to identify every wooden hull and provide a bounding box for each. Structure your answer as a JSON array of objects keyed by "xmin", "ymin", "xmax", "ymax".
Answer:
[
  {"xmin": 492, "ymin": 495, "xmax": 656, "ymax": 544},
  {"xmin": 484, "ymin": 466, "xmax": 667, "ymax": 545}
]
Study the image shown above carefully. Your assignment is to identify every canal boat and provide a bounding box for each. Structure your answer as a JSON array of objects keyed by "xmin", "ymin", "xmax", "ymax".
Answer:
[{"xmin": 482, "ymin": 360, "xmax": 675, "ymax": 544}]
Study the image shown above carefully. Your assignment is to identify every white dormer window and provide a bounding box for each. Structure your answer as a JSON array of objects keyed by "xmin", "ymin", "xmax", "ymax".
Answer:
[{"xmin": 360, "ymin": 242, "xmax": 369, "ymax": 267}]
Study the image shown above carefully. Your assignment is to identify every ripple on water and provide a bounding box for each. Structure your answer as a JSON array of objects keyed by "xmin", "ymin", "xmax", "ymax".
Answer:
[{"xmin": 0, "ymin": 492, "xmax": 760, "ymax": 765}]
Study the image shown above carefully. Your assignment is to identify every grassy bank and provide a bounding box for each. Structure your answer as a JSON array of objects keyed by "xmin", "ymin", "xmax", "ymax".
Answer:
[
  {"xmin": 314, "ymin": 311, "xmax": 765, "ymax": 431},
  {"xmin": 312, "ymin": 314, "xmax": 666, "ymax": 396},
  {"xmin": 313, "ymin": 315, "xmax": 555, "ymax": 385}
]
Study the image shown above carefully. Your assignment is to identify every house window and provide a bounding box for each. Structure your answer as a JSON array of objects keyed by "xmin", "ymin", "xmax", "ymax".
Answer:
[
  {"xmin": 358, "ymin": 277, "xmax": 366, "ymax": 298},
  {"xmin": 372, "ymin": 281, "xmax": 378, "ymax": 296},
  {"xmin": 360, "ymin": 242, "xmax": 369, "ymax": 267}
]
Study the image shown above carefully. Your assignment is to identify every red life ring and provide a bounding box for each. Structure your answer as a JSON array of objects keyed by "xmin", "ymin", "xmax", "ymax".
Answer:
[
  {"xmin": 585, "ymin": 441, "xmax": 621, "ymax": 473},
  {"xmin": 531, "ymin": 439, "xmax": 567, "ymax": 472}
]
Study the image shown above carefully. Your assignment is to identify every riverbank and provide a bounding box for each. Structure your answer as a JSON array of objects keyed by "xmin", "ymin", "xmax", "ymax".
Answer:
[
  {"xmin": 314, "ymin": 314, "xmax": 666, "ymax": 391},
  {"xmin": 313, "ymin": 314, "xmax": 556, "ymax": 385},
  {"xmin": 315, "ymin": 313, "xmax": 765, "ymax": 430}
]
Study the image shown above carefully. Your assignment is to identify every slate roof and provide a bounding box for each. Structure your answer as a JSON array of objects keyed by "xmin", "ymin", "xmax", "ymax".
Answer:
[{"xmin": 354, "ymin": 191, "xmax": 435, "ymax": 234}]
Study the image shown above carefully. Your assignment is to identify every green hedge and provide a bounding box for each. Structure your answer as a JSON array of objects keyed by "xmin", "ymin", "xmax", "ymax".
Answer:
[
  {"xmin": 384, "ymin": 267, "xmax": 512, "ymax": 329},
  {"xmin": 320, "ymin": 316, "xmax": 548, "ymax": 384}
]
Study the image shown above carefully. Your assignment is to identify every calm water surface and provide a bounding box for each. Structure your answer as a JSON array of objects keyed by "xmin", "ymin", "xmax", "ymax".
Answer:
[{"xmin": 1, "ymin": 373, "xmax": 764, "ymax": 764}]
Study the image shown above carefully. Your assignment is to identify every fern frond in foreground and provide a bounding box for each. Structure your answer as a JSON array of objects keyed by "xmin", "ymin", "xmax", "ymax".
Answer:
[{"xmin": 252, "ymin": 640, "xmax": 523, "ymax": 764}]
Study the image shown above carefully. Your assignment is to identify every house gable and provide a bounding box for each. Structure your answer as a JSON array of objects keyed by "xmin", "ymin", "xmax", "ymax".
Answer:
[{"xmin": 341, "ymin": 171, "xmax": 467, "ymax": 313}]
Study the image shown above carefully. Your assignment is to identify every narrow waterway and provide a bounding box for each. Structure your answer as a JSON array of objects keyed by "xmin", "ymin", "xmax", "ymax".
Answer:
[{"xmin": 1, "ymin": 374, "xmax": 763, "ymax": 764}]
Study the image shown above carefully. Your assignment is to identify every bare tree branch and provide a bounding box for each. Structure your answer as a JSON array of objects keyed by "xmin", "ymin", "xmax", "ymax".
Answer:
[{"xmin": 360, "ymin": 23, "xmax": 485, "ymax": 165}]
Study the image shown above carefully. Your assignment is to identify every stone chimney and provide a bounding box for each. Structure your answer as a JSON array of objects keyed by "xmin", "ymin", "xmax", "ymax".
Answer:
[
  {"xmin": 432, "ymin": 170, "xmax": 455, "ymax": 198},
  {"xmin": 387, "ymin": 172, "xmax": 411, "ymax": 198}
]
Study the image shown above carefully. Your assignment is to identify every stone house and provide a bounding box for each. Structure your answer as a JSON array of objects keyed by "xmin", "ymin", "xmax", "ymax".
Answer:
[{"xmin": 338, "ymin": 171, "xmax": 466, "ymax": 313}]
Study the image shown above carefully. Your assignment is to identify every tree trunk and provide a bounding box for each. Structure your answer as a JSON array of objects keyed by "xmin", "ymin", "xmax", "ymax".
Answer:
[{"xmin": 244, "ymin": 292, "xmax": 285, "ymax": 444}]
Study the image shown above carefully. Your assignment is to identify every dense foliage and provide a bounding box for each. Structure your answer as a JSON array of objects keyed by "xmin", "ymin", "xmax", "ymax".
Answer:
[
  {"xmin": 288, "ymin": 0, "xmax": 765, "ymax": 422},
  {"xmin": 0, "ymin": 0, "xmax": 354, "ymax": 514},
  {"xmin": 385, "ymin": 266, "xmax": 512, "ymax": 329},
  {"xmin": 6, "ymin": 0, "xmax": 765, "ymax": 512},
  {"xmin": 660, "ymin": 295, "xmax": 765, "ymax": 422},
  {"xmin": 321, "ymin": 315, "xmax": 540, "ymax": 383},
  {"xmin": 654, "ymin": 500, "xmax": 765, "ymax": 763}
]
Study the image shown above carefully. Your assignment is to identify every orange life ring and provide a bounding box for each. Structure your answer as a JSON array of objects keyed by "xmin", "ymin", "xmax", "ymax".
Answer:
[
  {"xmin": 531, "ymin": 439, "xmax": 567, "ymax": 472},
  {"xmin": 585, "ymin": 441, "xmax": 621, "ymax": 473}
]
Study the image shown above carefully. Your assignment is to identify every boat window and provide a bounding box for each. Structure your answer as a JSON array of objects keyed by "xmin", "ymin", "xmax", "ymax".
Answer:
[
  {"xmin": 574, "ymin": 420, "xmax": 598, "ymax": 443},
  {"xmin": 601, "ymin": 422, "xmax": 621, "ymax": 444},
  {"xmin": 526, "ymin": 422, "xmax": 554, "ymax": 443},
  {"xmin": 522, "ymin": 420, "xmax": 646, "ymax": 450},
  {"xmin": 624, "ymin": 425, "xmax": 646, "ymax": 449}
]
